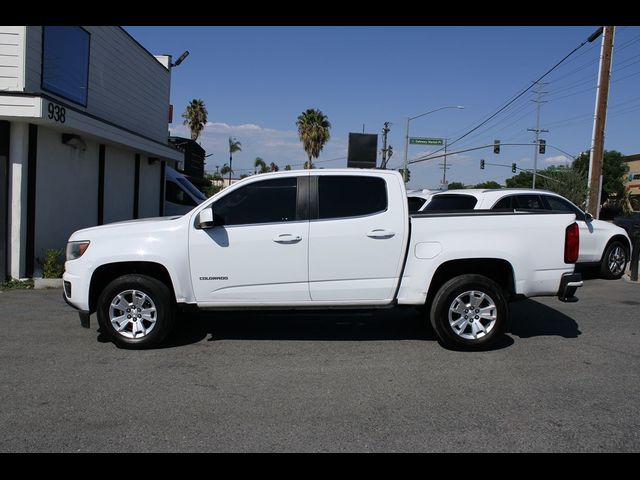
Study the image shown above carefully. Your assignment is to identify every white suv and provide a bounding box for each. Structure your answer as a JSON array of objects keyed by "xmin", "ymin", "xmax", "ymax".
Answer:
[{"xmin": 413, "ymin": 188, "xmax": 632, "ymax": 279}]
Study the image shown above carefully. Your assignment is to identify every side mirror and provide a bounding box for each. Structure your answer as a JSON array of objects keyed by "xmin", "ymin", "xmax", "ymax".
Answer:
[
  {"xmin": 585, "ymin": 212, "xmax": 594, "ymax": 222},
  {"xmin": 196, "ymin": 206, "xmax": 215, "ymax": 229}
]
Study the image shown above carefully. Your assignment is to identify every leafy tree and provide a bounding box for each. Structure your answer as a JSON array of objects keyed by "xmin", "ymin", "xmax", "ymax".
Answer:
[
  {"xmin": 296, "ymin": 108, "xmax": 331, "ymax": 169},
  {"xmin": 182, "ymin": 99, "xmax": 208, "ymax": 141},
  {"xmin": 474, "ymin": 180, "xmax": 502, "ymax": 189},
  {"xmin": 284, "ymin": 165, "xmax": 292, "ymax": 171},
  {"xmin": 537, "ymin": 165, "xmax": 588, "ymax": 208},
  {"xmin": 269, "ymin": 162, "xmax": 279, "ymax": 172},
  {"xmin": 447, "ymin": 182, "xmax": 465, "ymax": 190},
  {"xmin": 505, "ymin": 170, "xmax": 534, "ymax": 188},
  {"xmin": 572, "ymin": 150, "xmax": 629, "ymax": 204}
]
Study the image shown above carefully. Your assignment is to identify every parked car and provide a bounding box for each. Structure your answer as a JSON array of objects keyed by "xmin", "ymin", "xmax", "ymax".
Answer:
[
  {"xmin": 417, "ymin": 188, "xmax": 631, "ymax": 279},
  {"xmin": 165, "ymin": 166, "xmax": 207, "ymax": 216},
  {"xmin": 63, "ymin": 170, "xmax": 582, "ymax": 350},
  {"xmin": 613, "ymin": 212, "xmax": 640, "ymax": 239},
  {"xmin": 406, "ymin": 188, "xmax": 441, "ymax": 213}
]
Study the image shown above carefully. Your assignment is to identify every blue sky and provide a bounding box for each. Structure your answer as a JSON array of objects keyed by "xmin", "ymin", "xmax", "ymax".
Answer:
[{"xmin": 124, "ymin": 26, "xmax": 640, "ymax": 189}]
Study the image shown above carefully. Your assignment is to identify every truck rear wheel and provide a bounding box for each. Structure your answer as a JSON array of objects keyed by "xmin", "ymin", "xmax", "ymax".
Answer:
[
  {"xmin": 96, "ymin": 274, "xmax": 176, "ymax": 349},
  {"xmin": 429, "ymin": 274, "xmax": 508, "ymax": 350}
]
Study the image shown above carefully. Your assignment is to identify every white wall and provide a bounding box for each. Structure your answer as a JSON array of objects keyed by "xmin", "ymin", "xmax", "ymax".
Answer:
[
  {"xmin": 23, "ymin": 26, "xmax": 171, "ymax": 144},
  {"xmin": 103, "ymin": 145, "xmax": 135, "ymax": 224},
  {"xmin": 0, "ymin": 26, "xmax": 25, "ymax": 91},
  {"xmin": 33, "ymin": 126, "xmax": 99, "ymax": 275},
  {"xmin": 139, "ymin": 156, "xmax": 161, "ymax": 218}
]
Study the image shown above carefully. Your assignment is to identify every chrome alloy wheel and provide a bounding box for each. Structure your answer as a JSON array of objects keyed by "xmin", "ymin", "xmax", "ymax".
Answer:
[
  {"xmin": 448, "ymin": 290, "xmax": 498, "ymax": 340},
  {"xmin": 109, "ymin": 290, "xmax": 158, "ymax": 339},
  {"xmin": 607, "ymin": 246, "xmax": 626, "ymax": 276}
]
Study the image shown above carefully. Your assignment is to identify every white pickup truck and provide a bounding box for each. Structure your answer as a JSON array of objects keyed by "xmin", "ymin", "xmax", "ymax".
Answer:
[{"xmin": 63, "ymin": 169, "xmax": 582, "ymax": 350}]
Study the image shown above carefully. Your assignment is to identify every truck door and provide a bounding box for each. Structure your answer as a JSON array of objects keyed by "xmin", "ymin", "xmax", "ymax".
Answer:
[
  {"xmin": 307, "ymin": 172, "xmax": 408, "ymax": 303},
  {"xmin": 189, "ymin": 174, "xmax": 311, "ymax": 305}
]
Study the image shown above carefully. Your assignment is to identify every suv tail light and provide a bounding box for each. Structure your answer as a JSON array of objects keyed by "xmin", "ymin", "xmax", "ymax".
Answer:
[{"xmin": 565, "ymin": 222, "xmax": 580, "ymax": 263}]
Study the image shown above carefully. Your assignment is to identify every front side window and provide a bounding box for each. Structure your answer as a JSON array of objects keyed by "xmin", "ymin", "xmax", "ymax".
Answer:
[
  {"xmin": 543, "ymin": 195, "xmax": 585, "ymax": 220},
  {"xmin": 422, "ymin": 194, "xmax": 478, "ymax": 211},
  {"xmin": 213, "ymin": 177, "xmax": 297, "ymax": 226},
  {"xmin": 42, "ymin": 26, "xmax": 90, "ymax": 106},
  {"xmin": 318, "ymin": 176, "xmax": 387, "ymax": 219}
]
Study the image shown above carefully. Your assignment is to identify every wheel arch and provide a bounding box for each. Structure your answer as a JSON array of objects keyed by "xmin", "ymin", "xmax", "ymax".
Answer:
[
  {"xmin": 89, "ymin": 261, "xmax": 177, "ymax": 314},
  {"xmin": 425, "ymin": 258, "xmax": 516, "ymax": 309},
  {"xmin": 601, "ymin": 234, "xmax": 632, "ymax": 261}
]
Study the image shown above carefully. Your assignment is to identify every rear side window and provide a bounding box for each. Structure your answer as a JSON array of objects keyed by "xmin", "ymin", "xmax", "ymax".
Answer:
[
  {"xmin": 422, "ymin": 194, "xmax": 478, "ymax": 211},
  {"xmin": 213, "ymin": 177, "xmax": 297, "ymax": 226},
  {"xmin": 514, "ymin": 195, "xmax": 545, "ymax": 210},
  {"xmin": 492, "ymin": 196, "xmax": 513, "ymax": 210},
  {"xmin": 318, "ymin": 176, "xmax": 387, "ymax": 219},
  {"xmin": 408, "ymin": 196, "xmax": 427, "ymax": 213}
]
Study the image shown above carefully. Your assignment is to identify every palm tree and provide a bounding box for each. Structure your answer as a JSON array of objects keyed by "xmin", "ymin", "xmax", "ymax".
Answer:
[
  {"xmin": 269, "ymin": 162, "xmax": 279, "ymax": 172},
  {"xmin": 228, "ymin": 137, "xmax": 242, "ymax": 185},
  {"xmin": 220, "ymin": 163, "xmax": 233, "ymax": 177},
  {"xmin": 296, "ymin": 108, "xmax": 331, "ymax": 169},
  {"xmin": 254, "ymin": 157, "xmax": 268, "ymax": 174},
  {"xmin": 182, "ymin": 99, "xmax": 208, "ymax": 141}
]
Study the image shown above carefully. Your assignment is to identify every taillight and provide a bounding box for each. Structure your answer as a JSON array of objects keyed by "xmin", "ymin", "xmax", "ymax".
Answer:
[{"xmin": 565, "ymin": 223, "xmax": 579, "ymax": 263}]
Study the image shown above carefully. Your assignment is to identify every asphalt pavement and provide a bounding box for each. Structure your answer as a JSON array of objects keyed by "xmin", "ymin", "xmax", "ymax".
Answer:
[{"xmin": 0, "ymin": 276, "xmax": 639, "ymax": 452}]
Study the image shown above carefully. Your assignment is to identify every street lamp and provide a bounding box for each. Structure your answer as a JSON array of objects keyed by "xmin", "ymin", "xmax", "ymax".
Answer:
[{"xmin": 402, "ymin": 105, "xmax": 464, "ymax": 183}]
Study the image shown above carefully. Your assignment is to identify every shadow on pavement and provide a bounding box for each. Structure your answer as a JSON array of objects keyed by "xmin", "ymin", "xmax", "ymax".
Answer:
[
  {"xmin": 508, "ymin": 299, "xmax": 581, "ymax": 339},
  {"xmin": 96, "ymin": 299, "xmax": 580, "ymax": 349},
  {"xmin": 164, "ymin": 308, "xmax": 436, "ymax": 348}
]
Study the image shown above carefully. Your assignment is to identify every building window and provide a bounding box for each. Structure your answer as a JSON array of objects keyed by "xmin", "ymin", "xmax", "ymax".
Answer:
[{"xmin": 41, "ymin": 26, "xmax": 90, "ymax": 106}]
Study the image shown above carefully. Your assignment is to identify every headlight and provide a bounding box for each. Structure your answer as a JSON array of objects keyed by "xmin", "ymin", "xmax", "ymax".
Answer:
[{"xmin": 66, "ymin": 241, "xmax": 90, "ymax": 261}]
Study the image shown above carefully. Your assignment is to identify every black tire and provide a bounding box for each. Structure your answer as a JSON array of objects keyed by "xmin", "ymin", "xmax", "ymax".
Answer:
[
  {"xmin": 429, "ymin": 274, "xmax": 508, "ymax": 350},
  {"xmin": 96, "ymin": 274, "xmax": 176, "ymax": 349},
  {"xmin": 600, "ymin": 241, "xmax": 628, "ymax": 280}
]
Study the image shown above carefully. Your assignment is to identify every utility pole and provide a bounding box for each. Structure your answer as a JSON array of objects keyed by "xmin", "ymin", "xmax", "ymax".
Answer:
[
  {"xmin": 380, "ymin": 122, "xmax": 393, "ymax": 169},
  {"xmin": 440, "ymin": 138, "xmax": 450, "ymax": 188},
  {"xmin": 587, "ymin": 26, "xmax": 616, "ymax": 218},
  {"xmin": 527, "ymin": 82, "xmax": 548, "ymax": 189}
]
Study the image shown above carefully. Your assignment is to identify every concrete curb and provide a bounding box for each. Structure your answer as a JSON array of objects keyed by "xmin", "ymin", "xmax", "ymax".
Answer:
[{"xmin": 33, "ymin": 278, "xmax": 63, "ymax": 289}]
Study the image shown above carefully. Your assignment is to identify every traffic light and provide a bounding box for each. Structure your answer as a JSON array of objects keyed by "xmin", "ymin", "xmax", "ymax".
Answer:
[
  {"xmin": 398, "ymin": 168, "xmax": 411, "ymax": 182},
  {"xmin": 480, "ymin": 159, "xmax": 485, "ymax": 170},
  {"xmin": 539, "ymin": 139, "xmax": 546, "ymax": 154},
  {"xmin": 493, "ymin": 139, "xmax": 500, "ymax": 154},
  {"xmin": 512, "ymin": 163, "xmax": 517, "ymax": 173}
]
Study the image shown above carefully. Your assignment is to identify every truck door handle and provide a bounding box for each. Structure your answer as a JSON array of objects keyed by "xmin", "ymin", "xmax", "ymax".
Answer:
[
  {"xmin": 366, "ymin": 229, "xmax": 396, "ymax": 239},
  {"xmin": 273, "ymin": 234, "xmax": 302, "ymax": 244}
]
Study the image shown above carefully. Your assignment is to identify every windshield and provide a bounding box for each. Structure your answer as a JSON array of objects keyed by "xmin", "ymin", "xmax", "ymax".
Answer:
[{"xmin": 176, "ymin": 176, "xmax": 207, "ymax": 202}]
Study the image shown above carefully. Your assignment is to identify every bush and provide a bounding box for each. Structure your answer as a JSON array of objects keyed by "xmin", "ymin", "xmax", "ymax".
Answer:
[{"xmin": 41, "ymin": 249, "xmax": 64, "ymax": 278}]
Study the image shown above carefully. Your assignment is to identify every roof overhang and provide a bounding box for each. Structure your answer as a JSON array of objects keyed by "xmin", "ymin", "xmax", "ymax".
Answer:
[{"xmin": 0, "ymin": 93, "xmax": 182, "ymax": 161}]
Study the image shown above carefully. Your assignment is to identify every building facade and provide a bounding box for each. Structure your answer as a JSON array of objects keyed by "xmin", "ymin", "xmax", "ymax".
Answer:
[
  {"xmin": 0, "ymin": 26, "xmax": 182, "ymax": 281},
  {"xmin": 623, "ymin": 154, "xmax": 640, "ymax": 210}
]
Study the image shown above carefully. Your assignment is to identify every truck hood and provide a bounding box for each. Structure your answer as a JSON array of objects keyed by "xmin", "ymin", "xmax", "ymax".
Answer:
[{"xmin": 68, "ymin": 215, "xmax": 184, "ymax": 241}]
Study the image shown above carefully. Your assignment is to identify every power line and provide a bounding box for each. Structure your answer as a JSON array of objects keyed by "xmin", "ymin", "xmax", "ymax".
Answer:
[{"xmin": 416, "ymin": 28, "xmax": 603, "ymax": 163}]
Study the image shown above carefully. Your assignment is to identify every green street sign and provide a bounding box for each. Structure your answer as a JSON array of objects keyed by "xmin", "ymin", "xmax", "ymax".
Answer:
[{"xmin": 410, "ymin": 137, "xmax": 444, "ymax": 146}]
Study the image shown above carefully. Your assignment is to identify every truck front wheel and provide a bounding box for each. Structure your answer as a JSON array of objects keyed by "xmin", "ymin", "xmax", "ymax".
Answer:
[
  {"xmin": 96, "ymin": 274, "xmax": 176, "ymax": 349},
  {"xmin": 429, "ymin": 274, "xmax": 508, "ymax": 350}
]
